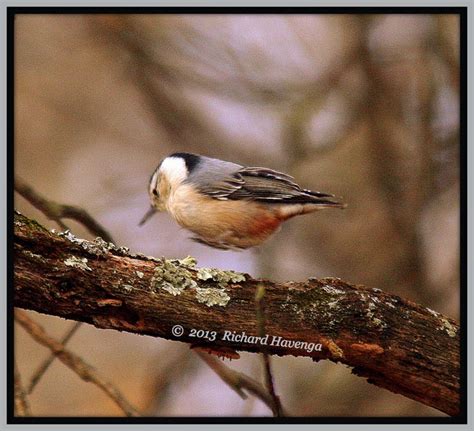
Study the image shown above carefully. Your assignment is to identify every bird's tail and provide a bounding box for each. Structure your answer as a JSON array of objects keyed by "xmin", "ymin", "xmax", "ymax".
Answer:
[
  {"xmin": 276, "ymin": 192, "xmax": 347, "ymax": 220},
  {"xmin": 302, "ymin": 189, "xmax": 347, "ymax": 208}
]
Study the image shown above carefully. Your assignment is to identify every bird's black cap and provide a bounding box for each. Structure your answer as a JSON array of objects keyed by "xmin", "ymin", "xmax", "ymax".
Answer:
[{"xmin": 168, "ymin": 152, "xmax": 201, "ymax": 173}]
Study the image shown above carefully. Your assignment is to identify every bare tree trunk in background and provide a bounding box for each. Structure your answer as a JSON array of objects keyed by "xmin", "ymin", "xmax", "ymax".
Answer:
[{"xmin": 356, "ymin": 15, "xmax": 444, "ymax": 307}]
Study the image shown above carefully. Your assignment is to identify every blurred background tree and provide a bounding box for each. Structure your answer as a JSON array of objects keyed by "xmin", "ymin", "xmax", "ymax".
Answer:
[{"xmin": 14, "ymin": 13, "xmax": 460, "ymax": 416}]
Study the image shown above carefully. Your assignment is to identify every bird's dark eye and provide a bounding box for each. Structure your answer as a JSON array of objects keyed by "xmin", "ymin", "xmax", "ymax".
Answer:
[{"xmin": 152, "ymin": 189, "xmax": 159, "ymax": 196}]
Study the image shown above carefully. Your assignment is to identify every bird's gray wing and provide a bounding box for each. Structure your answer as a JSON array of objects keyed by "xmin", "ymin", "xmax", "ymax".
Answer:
[
  {"xmin": 188, "ymin": 157, "xmax": 246, "ymax": 198},
  {"xmin": 197, "ymin": 166, "xmax": 341, "ymax": 205}
]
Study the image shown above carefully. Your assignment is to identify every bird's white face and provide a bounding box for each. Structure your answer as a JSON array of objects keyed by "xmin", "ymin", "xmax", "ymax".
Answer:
[
  {"xmin": 159, "ymin": 156, "xmax": 189, "ymax": 187},
  {"xmin": 149, "ymin": 156, "xmax": 188, "ymax": 211}
]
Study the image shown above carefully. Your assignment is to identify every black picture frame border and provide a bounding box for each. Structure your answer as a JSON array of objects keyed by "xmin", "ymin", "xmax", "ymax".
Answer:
[{"xmin": 6, "ymin": 5, "xmax": 468, "ymax": 425}]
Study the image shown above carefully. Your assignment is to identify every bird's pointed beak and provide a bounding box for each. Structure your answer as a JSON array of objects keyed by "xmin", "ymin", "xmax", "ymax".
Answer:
[{"xmin": 139, "ymin": 206, "xmax": 157, "ymax": 227}]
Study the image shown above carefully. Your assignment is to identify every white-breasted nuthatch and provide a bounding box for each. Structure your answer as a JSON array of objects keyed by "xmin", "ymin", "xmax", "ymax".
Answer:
[{"xmin": 139, "ymin": 153, "xmax": 346, "ymax": 250}]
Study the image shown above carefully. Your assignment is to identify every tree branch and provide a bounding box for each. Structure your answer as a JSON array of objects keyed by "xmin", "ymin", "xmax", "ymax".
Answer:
[
  {"xmin": 15, "ymin": 177, "xmax": 117, "ymax": 394},
  {"xmin": 13, "ymin": 212, "xmax": 460, "ymax": 416},
  {"xmin": 14, "ymin": 361, "xmax": 31, "ymax": 417},
  {"xmin": 27, "ymin": 321, "xmax": 82, "ymax": 394},
  {"xmin": 15, "ymin": 309, "xmax": 141, "ymax": 417},
  {"xmin": 14, "ymin": 179, "xmax": 283, "ymax": 414},
  {"xmin": 194, "ymin": 349, "xmax": 283, "ymax": 415},
  {"xmin": 15, "ymin": 177, "xmax": 114, "ymax": 243},
  {"xmin": 255, "ymin": 285, "xmax": 283, "ymax": 417}
]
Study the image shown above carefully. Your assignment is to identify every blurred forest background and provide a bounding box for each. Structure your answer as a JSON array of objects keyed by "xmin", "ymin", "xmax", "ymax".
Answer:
[{"xmin": 14, "ymin": 13, "xmax": 460, "ymax": 417}]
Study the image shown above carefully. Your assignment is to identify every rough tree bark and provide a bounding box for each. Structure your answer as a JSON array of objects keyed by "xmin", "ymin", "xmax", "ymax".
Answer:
[{"xmin": 13, "ymin": 212, "xmax": 460, "ymax": 416}]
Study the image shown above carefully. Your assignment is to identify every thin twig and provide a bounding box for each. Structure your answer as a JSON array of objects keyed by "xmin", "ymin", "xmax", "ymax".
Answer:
[
  {"xmin": 255, "ymin": 285, "xmax": 284, "ymax": 417},
  {"xmin": 27, "ymin": 321, "xmax": 82, "ymax": 394},
  {"xmin": 15, "ymin": 177, "xmax": 114, "ymax": 243},
  {"xmin": 195, "ymin": 349, "xmax": 284, "ymax": 416},
  {"xmin": 14, "ymin": 360, "xmax": 31, "ymax": 417},
  {"xmin": 15, "ymin": 178, "xmax": 116, "ymax": 392},
  {"xmin": 15, "ymin": 309, "xmax": 141, "ymax": 417},
  {"xmin": 196, "ymin": 350, "xmax": 246, "ymax": 399},
  {"xmin": 16, "ymin": 177, "xmax": 79, "ymax": 394}
]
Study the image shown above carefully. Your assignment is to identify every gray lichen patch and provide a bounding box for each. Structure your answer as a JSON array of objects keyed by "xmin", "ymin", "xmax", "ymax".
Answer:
[
  {"xmin": 59, "ymin": 230, "xmax": 87, "ymax": 245},
  {"xmin": 150, "ymin": 259, "xmax": 197, "ymax": 296},
  {"xmin": 365, "ymin": 301, "xmax": 387, "ymax": 329},
  {"xmin": 280, "ymin": 301, "xmax": 303, "ymax": 319},
  {"xmin": 371, "ymin": 317, "xmax": 386, "ymax": 328},
  {"xmin": 321, "ymin": 284, "xmax": 345, "ymax": 295},
  {"xmin": 121, "ymin": 284, "xmax": 133, "ymax": 292},
  {"xmin": 283, "ymin": 286, "xmax": 348, "ymax": 334},
  {"xmin": 178, "ymin": 256, "xmax": 198, "ymax": 267},
  {"xmin": 196, "ymin": 267, "xmax": 246, "ymax": 288},
  {"xmin": 135, "ymin": 271, "xmax": 144, "ymax": 279},
  {"xmin": 195, "ymin": 287, "xmax": 230, "ymax": 307},
  {"xmin": 64, "ymin": 256, "xmax": 92, "ymax": 272},
  {"xmin": 14, "ymin": 211, "xmax": 24, "ymax": 227},
  {"xmin": 93, "ymin": 237, "xmax": 128, "ymax": 255},
  {"xmin": 14, "ymin": 211, "xmax": 47, "ymax": 232},
  {"xmin": 426, "ymin": 308, "xmax": 457, "ymax": 338},
  {"xmin": 58, "ymin": 230, "xmax": 129, "ymax": 256},
  {"xmin": 427, "ymin": 307, "xmax": 440, "ymax": 317},
  {"xmin": 23, "ymin": 250, "xmax": 45, "ymax": 262},
  {"xmin": 438, "ymin": 317, "xmax": 458, "ymax": 338},
  {"xmin": 147, "ymin": 256, "xmax": 242, "ymax": 299},
  {"xmin": 196, "ymin": 268, "xmax": 214, "ymax": 280},
  {"xmin": 160, "ymin": 282, "xmax": 186, "ymax": 296},
  {"xmin": 126, "ymin": 252, "xmax": 161, "ymax": 263},
  {"xmin": 326, "ymin": 299, "xmax": 340, "ymax": 310}
]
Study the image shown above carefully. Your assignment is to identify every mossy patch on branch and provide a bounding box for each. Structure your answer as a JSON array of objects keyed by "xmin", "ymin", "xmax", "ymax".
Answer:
[
  {"xmin": 147, "ymin": 256, "xmax": 243, "ymax": 303},
  {"xmin": 58, "ymin": 230, "xmax": 130, "ymax": 256},
  {"xmin": 64, "ymin": 256, "xmax": 92, "ymax": 272},
  {"xmin": 150, "ymin": 258, "xmax": 197, "ymax": 296},
  {"xmin": 195, "ymin": 287, "xmax": 230, "ymax": 307},
  {"xmin": 196, "ymin": 267, "xmax": 246, "ymax": 288},
  {"xmin": 14, "ymin": 211, "xmax": 48, "ymax": 233}
]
